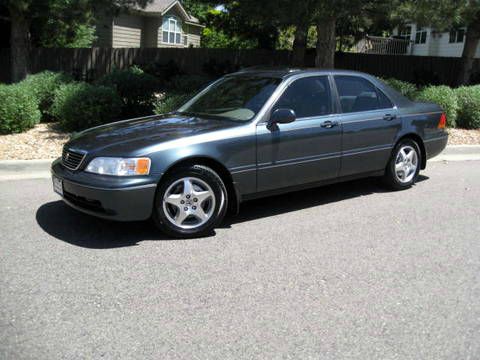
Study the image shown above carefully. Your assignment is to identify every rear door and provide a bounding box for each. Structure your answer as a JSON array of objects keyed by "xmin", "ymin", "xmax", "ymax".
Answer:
[
  {"xmin": 333, "ymin": 75, "xmax": 402, "ymax": 177},
  {"xmin": 256, "ymin": 75, "xmax": 342, "ymax": 192}
]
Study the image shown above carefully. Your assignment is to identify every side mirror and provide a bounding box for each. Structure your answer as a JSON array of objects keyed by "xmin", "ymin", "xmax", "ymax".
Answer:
[{"xmin": 267, "ymin": 108, "xmax": 296, "ymax": 130}]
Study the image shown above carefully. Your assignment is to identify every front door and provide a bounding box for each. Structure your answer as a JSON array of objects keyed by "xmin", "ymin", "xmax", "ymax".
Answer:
[{"xmin": 256, "ymin": 76, "xmax": 342, "ymax": 192}]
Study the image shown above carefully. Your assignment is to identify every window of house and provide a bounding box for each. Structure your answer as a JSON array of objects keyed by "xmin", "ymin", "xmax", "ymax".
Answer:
[
  {"xmin": 449, "ymin": 28, "xmax": 465, "ymax": 43},
  {"xmin": 162, "ymin": 16, "xmax": 182, "ymax": 44},
  {"xmin": 334, "ymin": 76, "xmax": 393, "ymax": 113},
  {"xmin": 415, "ymin": 27, "xmax": 427, "ymax": 44},
  {"xmin": 273, "ymin": 76, "xmax": 332, "ymax": 118},
  {"xmin": 399, "ymin": 26, "xmax": 412, "ymax": 41}
]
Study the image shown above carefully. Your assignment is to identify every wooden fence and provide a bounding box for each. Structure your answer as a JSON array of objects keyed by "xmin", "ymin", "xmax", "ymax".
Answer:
[{"xmin": 0, "ymin": 47, "xmax": 477, "ymax": 86}]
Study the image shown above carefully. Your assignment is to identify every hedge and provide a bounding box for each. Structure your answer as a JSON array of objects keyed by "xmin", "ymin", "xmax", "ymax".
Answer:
[
  {"xmin": 51, "ymin": 82, "xmax": 123, "ymax": 131},
  {"xmin": 98, "ymin": 65, "xmax": 160, "ymax": 118},
  {"xmin": 455, "ymin": 85, "xmax": 480, "ymax": 129},
  {"xmin": 21, "ymin": 71, "xmax": 73, "ymax": 121},
  {"xmin": 0, "ymin": 83, "xmax": 41, "ymax": 134},
  {"xmin": 415, "ymin": 85, "xmax": 458, "ymax": 127}
]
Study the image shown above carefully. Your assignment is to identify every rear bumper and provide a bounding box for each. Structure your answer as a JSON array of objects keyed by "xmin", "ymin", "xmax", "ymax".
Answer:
[
  {"xmin": 425, "ymin": 133, "xmax": 448, "ymax": 160},
  {"xmin": 51, "ymin": 159, "xmax": 157, "ymax": 221}
]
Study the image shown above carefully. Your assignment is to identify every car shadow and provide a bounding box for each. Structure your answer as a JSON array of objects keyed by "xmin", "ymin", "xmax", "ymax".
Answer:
[{"xmin": 36, "ymin": 175, "xmax": 429, "ymax": 248}]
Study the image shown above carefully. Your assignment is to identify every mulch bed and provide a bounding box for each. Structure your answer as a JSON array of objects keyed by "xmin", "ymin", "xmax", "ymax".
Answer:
[{"xmin": 0, "ymin": 123, "xmax": 479, "ymax": 160}]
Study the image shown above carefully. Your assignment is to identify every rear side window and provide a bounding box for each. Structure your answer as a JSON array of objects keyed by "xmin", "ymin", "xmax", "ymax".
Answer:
[
  {"xmin": 274, "ymin": 76, "xmax": 332, "ymax": 118},
  {"xmin": 334, "ymin": 75, "xmax": 393, "ymax": 113}
]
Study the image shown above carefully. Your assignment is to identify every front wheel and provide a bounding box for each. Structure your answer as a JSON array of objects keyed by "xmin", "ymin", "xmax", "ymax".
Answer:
[
  {"xmin": 152, "ymin": 165, "xmax": 228, "ymax": 238},
  {"xmin": 383, "ymin": 139, "xmax": 421, "ymax": 190}
]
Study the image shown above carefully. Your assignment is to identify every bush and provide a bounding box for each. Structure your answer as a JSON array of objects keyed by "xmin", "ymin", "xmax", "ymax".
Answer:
[
  {"xmin": 415, "ymin": 85, "xmax": 458, "ymax": 127},
  {"xmin": 21, "ymin": 71, "xmax": 72, "ymax": 121},
  {"xmin": 98, "ymin": 65, "xmax": 160, "ymax": 117},
  {"xmin": 455, "ymin": 85, "xmax": 480, "ymax": 129},
  {"xmin": 382, "ymin": 78, "xmax": 418, "ymax": 99},
  {"xmin": 153, "ymin": 93, "xmax": 193, "ymax": 115},
  {"xmin": 0, "ymin": 83, "xmax": 41, "ymax": 134},
  {"xmin": 51, "ymin": 82, "xmax": 123, "ymax": 131}
]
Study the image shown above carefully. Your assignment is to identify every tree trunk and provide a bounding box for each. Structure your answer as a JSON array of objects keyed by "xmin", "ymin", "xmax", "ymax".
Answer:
[
  {"xmin": 291, "ymin": 24, "xmax": 307, "ymax": 67},
  {"xmin": 9, "ymin": 7, "xmax": 29, "ymax": 82},
  {"xmin": 457, "ymin": 19, "xmax": 480, "ymax": 85},
  {"xmin": 315, "ymin": 16, "xmax": 336, "ymax": 68}
]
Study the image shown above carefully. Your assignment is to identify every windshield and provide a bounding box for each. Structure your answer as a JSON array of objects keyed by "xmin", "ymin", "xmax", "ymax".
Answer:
[{"xmin": 177, "ymin": 75, "xmax": 281, "ymax": 122}]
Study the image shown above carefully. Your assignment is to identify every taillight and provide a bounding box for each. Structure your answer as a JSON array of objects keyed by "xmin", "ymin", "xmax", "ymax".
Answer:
[{"xmin": 438, "ymin": 113, "xmax": 447, "ymax": 129}]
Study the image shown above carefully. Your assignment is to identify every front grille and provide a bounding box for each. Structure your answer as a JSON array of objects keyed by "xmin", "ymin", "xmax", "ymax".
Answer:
[{"xmin": 62, "ymin": 148, "xmax": 86, "ymax": 170}]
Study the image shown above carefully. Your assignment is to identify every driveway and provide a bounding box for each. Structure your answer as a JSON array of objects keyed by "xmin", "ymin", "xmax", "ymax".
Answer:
[{"xmin": 1, "ymin": 161, "xmax": 479, "ymax": 359}]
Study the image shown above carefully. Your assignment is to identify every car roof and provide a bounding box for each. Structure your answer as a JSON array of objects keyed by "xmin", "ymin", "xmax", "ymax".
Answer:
[{"xmin": 231, "ymin": 67, "xmax": 373, "ymax": 79}]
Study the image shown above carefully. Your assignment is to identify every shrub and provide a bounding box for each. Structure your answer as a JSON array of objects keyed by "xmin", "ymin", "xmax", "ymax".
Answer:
[
  {"xmin": 0, "ymin": 83, "xmax": 41, "ymax": 134},
  {"xmin": 455, "ymin": 85, "xmax": 480, "ymax": 129},
  {"xmin": 21, "ymin": 71, "xmax": 72, "ymax": 121},
  {"xmin": 51, "ymin": 82, "xmax": 122, "ymax": 131},
  {"xmin": 415, "ymin": 85, "xmax": 458, "ymax": 127},
  {"xmin": 153, "ymin": 93, "xmax": 193, "ymax": 115},
  {"xmin": 382, "ymin": 78, "xmax": 418, "ymax": 99},
  {"xmin": 98, "ymin": 65, "xmax": 160, "ymax": 117}
]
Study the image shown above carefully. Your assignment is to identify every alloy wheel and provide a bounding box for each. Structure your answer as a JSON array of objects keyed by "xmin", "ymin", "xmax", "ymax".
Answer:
[
  {"xmin": 162, "ymin": 177, "xmax": 216, "ymax": 229},
  {"xmin": 394, "ymin": 145, "xmax": 418, "ymax": 183}
]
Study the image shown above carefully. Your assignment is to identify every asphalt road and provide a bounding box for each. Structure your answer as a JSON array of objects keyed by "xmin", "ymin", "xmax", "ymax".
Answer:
[{"xmin": 1, "ymin": 161, "xmax": 479, "ymax": 359}]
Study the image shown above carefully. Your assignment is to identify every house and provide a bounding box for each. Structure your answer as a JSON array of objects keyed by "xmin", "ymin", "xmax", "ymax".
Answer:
[
  {"xmin": 358, "ymin": 23, "xmax": 480, "ymax": 58},
  {"xmin": 95, "ymin": 0, "xmax": 204, "ymax": 48}
]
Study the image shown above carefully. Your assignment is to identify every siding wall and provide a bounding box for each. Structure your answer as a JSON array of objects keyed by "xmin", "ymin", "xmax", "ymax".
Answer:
[
  {"xmin": 112, "ymin": 15, "xmax": 144, "ymax": 48},
  {"xmin": 394, "ymin": 23, "xmax": 480, "ymax": 58}
]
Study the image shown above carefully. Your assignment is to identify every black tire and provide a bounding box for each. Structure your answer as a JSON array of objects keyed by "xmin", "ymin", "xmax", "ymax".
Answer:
[
  {"xmin": 382, "ymin": 138, "xmax": 421, "ymax": 190},
  {"xmin": 152, "ymin": 165, "xmax": 228, "ymax": 238}
]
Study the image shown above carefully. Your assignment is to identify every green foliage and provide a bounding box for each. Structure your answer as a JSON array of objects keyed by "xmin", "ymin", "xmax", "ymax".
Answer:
[
  {"xmin": 202, "ymin": 27, "xmax": 257, "ymax": 49},
  {"xmin": 21, "ymin": 71, "xmax": 73, "ymax": 121},
  {"xmin": 455, "ymin": 86, "xmax": 480, "ymax": 129},
  {"xmin": 97, "ymin": 66, "xmax": 160, "ymax": 117},
  {"xmin": 381, "ymin": 78, "xmax": 418, "ymax": 99},
  {"xmin": 415, "ymin": 85, "xmax": 458, "ymax": 127},
  {"xmin": 0, "ymin": 83, "xmax": 41, "ymax": 134},
  {"xmin": 153, "ymin": 93, "xmax": 193, "ymax": 115},
  {"xmin": 51, "ymin": 82, "xmax": 122, "ymax": 131}
]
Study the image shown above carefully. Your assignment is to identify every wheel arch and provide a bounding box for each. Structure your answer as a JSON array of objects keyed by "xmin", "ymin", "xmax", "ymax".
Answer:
[
  {"xmin": 395, "ymin": 133, "xmax": 426, "ymax": 169},
  {"xmin": 160, "ymin": 156, "xmax": 240, "ymax": 215}
]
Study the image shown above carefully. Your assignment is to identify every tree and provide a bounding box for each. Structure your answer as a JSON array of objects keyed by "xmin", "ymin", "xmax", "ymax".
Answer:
[
  {"xmin": 395, "ymin": 0, "xmax": 480, "ymax": 85},
  {"xmin": 1, "ymin": 0, "xmax": 151, "ymax": 82}
]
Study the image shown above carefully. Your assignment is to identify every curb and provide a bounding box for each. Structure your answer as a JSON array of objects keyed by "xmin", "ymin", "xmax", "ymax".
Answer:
[{"xmin": 0, "ymin": 146, "xmax": 479, "ymax": 181}]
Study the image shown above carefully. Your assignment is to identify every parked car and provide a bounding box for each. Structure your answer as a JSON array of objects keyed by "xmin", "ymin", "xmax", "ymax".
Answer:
[{"xmin": 51, "ymin": 69, "xmax": 448, "ymax": 238}]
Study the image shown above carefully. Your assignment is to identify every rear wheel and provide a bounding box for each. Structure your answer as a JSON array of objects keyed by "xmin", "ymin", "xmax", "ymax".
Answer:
[
  {"xmin": 152, "ymin": 165, "xmax": 228, "ymax": 238},
  {"xmin": 383, "ymin": 138, "xmax": 421, "ymax": 190}
]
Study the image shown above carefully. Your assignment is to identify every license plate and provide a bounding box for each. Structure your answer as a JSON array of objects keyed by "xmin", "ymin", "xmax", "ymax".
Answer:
[{"xmin": 52, "ymin": 176, "xmax": 63, "ymax": 196}]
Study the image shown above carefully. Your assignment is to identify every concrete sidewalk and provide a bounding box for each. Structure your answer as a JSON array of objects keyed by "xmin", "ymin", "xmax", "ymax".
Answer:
[{"xmin": 0, "ymin": 145, "xmax": 479, "ymax": 181}]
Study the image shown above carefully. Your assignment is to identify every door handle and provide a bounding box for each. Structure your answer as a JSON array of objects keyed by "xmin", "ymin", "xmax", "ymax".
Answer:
[
  {"xmin": 383, "ymin": 114, "xmax": 397, "ymax": 121},
  {"xmin": 321, "ymin": 120, "xmax": 338, "ymax": 128}
]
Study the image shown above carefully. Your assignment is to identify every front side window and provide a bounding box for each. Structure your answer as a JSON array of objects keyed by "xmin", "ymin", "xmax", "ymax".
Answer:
[
  {"xmin": 334, "ymin": 76, "xmax": 393, "ymax": 113},
  {"xmin": 415, "ymin": 27, "xmax": 427, "ymax": 44},
  {"xmin": 162, "ymin": 16, "xmax": 182, "ymax": 44},
  {"xmin": 177, "ymin": 76, "xmax": 281, "ymax": 122},
  {"xmin": 273, "ymin": 76, "xmax": 332, "ymax": 118}
]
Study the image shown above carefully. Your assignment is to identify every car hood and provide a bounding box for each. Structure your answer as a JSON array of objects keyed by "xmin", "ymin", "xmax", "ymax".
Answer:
[{"xmin": 65, "ymin": 114, "xmax": 242, "ymax": 155}]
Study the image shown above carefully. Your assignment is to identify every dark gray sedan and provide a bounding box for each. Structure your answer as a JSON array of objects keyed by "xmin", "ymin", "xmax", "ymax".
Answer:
[{"xmin": 51, "ymin": 69, "xmax": 448, "ymax": 238}]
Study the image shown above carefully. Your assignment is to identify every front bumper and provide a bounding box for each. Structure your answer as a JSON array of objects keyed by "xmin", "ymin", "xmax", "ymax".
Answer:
[{"xmin": 51, "ymin": 159, "xmax": 157, "ymax": 221}]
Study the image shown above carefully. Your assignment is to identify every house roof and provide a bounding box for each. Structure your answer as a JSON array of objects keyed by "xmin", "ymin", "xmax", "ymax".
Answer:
[{"xmin": 136, "ymin": 0, "xmax": 200, "ymax": 24}]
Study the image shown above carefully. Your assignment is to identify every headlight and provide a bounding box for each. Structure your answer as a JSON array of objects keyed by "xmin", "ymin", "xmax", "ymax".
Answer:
[{"xmin": 85, "ymin": 157, "xmax": 151, "ymax": 176}]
